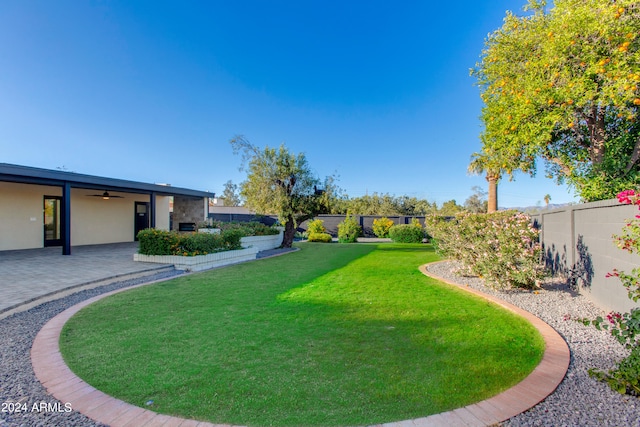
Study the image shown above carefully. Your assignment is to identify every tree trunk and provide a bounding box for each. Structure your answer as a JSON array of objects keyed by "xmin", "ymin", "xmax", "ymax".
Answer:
[
  {"xmin": 588, "ymin": 107, "xmax": 607, "ymax": 166},
  {"xmin": 282, "ymin": 219, "xmax": 296, "ymax": 248},
  {"xmin": 486, "ymin": 173, "xmax": 499, "ymax": 213},
  {"xmin": 626, "ymin": 136, "xmax": 640, "ymax": 173}
]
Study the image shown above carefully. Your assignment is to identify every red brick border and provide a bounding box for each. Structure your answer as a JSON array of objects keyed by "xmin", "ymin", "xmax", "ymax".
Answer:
[{"xmin": 31, "ymin": 261, "xmax": 569, "ymax": 426}]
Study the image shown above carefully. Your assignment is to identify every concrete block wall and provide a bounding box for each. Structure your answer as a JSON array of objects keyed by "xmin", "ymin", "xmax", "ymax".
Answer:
[
  {"xmin": 299, "ymin": 215, "xmax": 426, "ymax": 237},
  {"xmin": 536, "ymin": 199, "xmax": 640, "ymax": 313}
]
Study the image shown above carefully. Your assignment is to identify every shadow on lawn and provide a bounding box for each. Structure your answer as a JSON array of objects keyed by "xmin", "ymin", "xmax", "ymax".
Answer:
[{"xmin": 373, "ymin": 244, "xmax": 435, "ymax": 253}]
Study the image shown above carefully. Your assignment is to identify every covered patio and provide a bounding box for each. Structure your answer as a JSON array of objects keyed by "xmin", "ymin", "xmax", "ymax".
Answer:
[
  {"xmin": 0, "ymin": 242, "xmax": 177, "ymax": 318},
  {"xmin": 0, "ymin": 163, "xmax": 213, "ymax": 255}
]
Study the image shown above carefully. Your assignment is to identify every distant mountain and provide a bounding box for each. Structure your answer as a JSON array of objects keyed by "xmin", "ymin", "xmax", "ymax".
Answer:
[{"xmin": 502, "ymin": 203, "xmax": 575, "ymax": 213}]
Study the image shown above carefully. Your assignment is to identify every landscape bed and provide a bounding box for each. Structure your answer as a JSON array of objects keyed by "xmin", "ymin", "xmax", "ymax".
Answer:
[{"xmin": 60, "ymin": 242, "xmax": 544, "ymax": 427}]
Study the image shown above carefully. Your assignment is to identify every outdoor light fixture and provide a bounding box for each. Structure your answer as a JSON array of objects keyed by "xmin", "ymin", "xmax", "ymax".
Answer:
[{"xmin": 102, "ymin": 191, "xmax": 110, "ymax": 200}]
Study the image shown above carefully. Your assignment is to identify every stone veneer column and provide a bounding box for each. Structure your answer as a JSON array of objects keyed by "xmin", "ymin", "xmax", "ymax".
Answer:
[{"xmin": 172, "ymin": 196, "xmax": 207, "ymax": 230}]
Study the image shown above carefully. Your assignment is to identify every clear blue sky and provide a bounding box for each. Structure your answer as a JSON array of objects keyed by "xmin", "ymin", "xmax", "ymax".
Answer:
[{"xmin": 0, "ymin": 1, "xmax": 579, "ymax": 208}]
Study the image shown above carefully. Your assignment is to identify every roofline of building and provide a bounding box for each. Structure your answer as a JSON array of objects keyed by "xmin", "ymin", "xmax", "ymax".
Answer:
[{"xmin": 0, "ymin": 163, "xmax": 213, "ymax": 198}]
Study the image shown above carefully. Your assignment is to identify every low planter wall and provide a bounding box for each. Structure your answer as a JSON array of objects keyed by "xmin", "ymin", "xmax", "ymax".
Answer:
[
  {"xmin": 134, "ymin": 246, "xmax": 260, "ymax": 272},
  {"xmin": 134, "ymin": 230, "xmax": 283, "ymax": 272},
  {"xmin": 198, "ymin": 228, "xmax": 221, "ymax": 234},
  {"xmin": 239, "ymin": 230, "xmax": 283, "ymax": 251}
]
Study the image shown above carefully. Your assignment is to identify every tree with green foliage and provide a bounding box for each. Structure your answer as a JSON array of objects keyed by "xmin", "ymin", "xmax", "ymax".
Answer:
[
  {"xmin": 337, "ymin": 193, "xmax": 437, "ymax": 216},
  {"xmin": 468, "ymin": 148, "xmax": 502, "ymax": 213},
  {"xmin": 221, "ymin": 180, "xmax": 242, "ymax": 206},
  {"xmin": 464, "ymin": 186, "xmax": 489, "ymax": 214},
  {"xmin": 472, "ymin": 0, "xmax": 640, "ymax": 201},
  {"xmin": 230, "ymin": 135, "xmax": 335, "ymax": 248},
  {"xmin": 438, "ymin": 200, "xmax": 464, "ymax": 216}
]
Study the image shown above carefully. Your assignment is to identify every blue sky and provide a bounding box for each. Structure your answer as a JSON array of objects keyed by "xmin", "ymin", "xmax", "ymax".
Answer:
[{"xmin": 0, "ymin": 1, "xmax": 579, "ymax": 208}]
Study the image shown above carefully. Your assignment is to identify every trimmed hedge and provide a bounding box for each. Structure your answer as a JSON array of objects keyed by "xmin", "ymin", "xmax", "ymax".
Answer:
[
  {"xmin": 137, "ymin": 228, "xmax": 244, "ymax": 256},
  {"xmin": 389, "ymin": 224, "xmax": 424, "ymax": 243},
  {"xmin": 308, "ymin": 232, "xmax": 333, "ymax": 243},
  {"xmin": 217, "ymin": 221, "xmax": 279, "ymax": 236}
]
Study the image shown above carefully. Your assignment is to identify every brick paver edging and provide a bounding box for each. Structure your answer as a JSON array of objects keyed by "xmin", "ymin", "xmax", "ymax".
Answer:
[
  {"xmin": 31, "ymin": 260, "xmax": 569, "ymax": 427},
  {"xmin": 412, "ymin": 261, "xmax": 571, "ymax": 426}
]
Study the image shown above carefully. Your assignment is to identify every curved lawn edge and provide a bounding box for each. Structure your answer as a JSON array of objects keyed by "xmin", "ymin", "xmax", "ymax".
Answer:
[
  {"xmin": 413, "ymin": 260, "xmax": 570, "ymax": 426},
  {"xmin": 30, "ymin": 258, "xmax": 569, "ymax": 427}
]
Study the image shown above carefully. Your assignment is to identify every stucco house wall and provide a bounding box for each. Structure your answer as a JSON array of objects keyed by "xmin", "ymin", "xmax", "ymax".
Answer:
[
  {"xmin": 0, "ymin": 182, "xmax": 175, "ymax": 250},
  {"xmin": 0, "ymin": 163, "xmax": 212, "ymax": 253},
  {"xmin": 0, "ymin": 182, "xmax": 62, "ymax": 250},
  {"xmin": 70, "ymin": 189, "xmax": 144, "ymax": 246},
  {"xmin": 155, "ymin": 196, "xmax": 171, "ymax": 231}
]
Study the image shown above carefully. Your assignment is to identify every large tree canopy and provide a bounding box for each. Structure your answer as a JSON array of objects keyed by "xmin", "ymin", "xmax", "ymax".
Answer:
[
  {"xmin": 332, "ymin": 193, "xmax": 437, "ymax": 216},
  {"xmin": 220, "ymin": 180, "xmax": 242, "ymax": 206},
  {"xmin": 230, "ymin": 135, "xmax": 335, "ymax": 248},
  {"xmin": 472, "ymin": 0, "xmax": 640, "ymax": 201}
]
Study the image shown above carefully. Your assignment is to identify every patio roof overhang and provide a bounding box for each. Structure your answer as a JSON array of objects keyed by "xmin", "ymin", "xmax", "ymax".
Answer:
[
  {"xmin": 0, "ymin": 163, "xmax": 211, "ymax": 198},
  {"xmin": 0, "ymin": 163, "xmax": 214, "ymax": 255}
]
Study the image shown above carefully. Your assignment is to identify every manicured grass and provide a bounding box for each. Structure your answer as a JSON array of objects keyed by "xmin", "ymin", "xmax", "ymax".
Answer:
[{"xmin": 60, "ymin": 243, "xmax": 544, "ymax": 426}]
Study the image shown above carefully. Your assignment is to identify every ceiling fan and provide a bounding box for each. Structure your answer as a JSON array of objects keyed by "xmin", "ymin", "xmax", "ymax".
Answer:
[{"xmin": 87, "ymin": 191, "xmax": 124, "ymax": 200}]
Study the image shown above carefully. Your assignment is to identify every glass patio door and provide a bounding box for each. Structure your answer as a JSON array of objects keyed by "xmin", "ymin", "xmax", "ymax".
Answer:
[{"xmin": 44, "ymin": 196, "xmax": 62, "ymax": 246}]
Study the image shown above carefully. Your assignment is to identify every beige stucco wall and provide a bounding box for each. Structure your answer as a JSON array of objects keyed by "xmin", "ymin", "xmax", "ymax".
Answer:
[
  {"xmin": 155, "ymin": 196, "xmax": 170, "ymax": 230},
  {"xmin": 70, "ymin": 189, "xmax": 149, "ymax": 246},
  {"xmin": 0, "ymin": 182, "xmax": 62, "ymax": 250},
  {"xmin": 0, "ymin": 182, "xmax": 174, "ymax": 250}
]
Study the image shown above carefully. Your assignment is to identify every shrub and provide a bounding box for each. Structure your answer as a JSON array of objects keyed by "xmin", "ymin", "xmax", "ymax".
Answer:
[
  {"xmin": 221, "ymin": 229, "xmax": 244, "ymax": 250},
  {"xmin": 372, "ymin": 217, "xmax": 395, "ymax": 238},
  {"xmin": 176, "ymin": 232, "xmax": 224, "ymax": 255},
  {"xmin": 589, "ymin": 346, "xmax": 640, "ymax": 395},
  {"xmin": 425, "ymin": 211, "xmax": 544, "ymax": 289},
  {"xmin": 389, "ymin": 224, "xmax": 424, "ymax": 243},
  {"xmin": 307, "ymin": 219, "xmax": 327, "ymax": 235},
  {"xmin": 338, "ymin": 215, "xmax": 361, "ymax": 243},
  {"xmin": 137, "ymin": 229, "xmax": 179, "ymax": 255},
  {"xmin": 218, "ymin": 221, "xmax": 279, "ymax": 236},
  {"xmin": 308, "ymin": 232, "xmax": 333, "ymax": 243},
  {"xmin": 138, "ymin": 227, "xmax": 246, "ymax": 256}
]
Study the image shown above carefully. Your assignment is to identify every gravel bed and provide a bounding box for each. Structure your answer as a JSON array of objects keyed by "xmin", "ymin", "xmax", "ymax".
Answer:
[
  {"xmin": 427, "ymin": 261, "xmax": 639, "ymax": 427},
  {"xmin": 2, "ymin": 256, "xmax": 638, "ymax": 426},
  {"xmin": 0, "ymin": 248, "xmax": 296, "ymax": 427},
  {"xmin": 0, "ymin": 270, "xmax": 182, "ymax": 427}
]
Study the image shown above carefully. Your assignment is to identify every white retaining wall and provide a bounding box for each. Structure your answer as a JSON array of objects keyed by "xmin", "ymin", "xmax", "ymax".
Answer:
[{"xmin": 133, "ymin": 230, "xmax": 283, "ymax": 272}]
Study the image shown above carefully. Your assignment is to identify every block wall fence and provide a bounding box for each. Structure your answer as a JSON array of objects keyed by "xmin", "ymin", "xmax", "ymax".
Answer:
[
  {"xmin": 209, "ymin": 205, "xmax": 639, "ymax": 313},
  {"xmin": 531, "ymin": 199, "xmax": 640, "ymax": 313},
  {"xmin": 300, "ymin": 215, "xmax": 426, "ymax": 237},
  {"xmin": 208, "ymin": 213, "xmax": 425, "ymax": 237}
]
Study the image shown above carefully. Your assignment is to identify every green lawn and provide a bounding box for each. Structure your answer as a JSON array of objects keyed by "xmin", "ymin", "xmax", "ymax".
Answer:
[{"xmin": 60, "ymin": 242, "xmax": 544, "ymax": 426}]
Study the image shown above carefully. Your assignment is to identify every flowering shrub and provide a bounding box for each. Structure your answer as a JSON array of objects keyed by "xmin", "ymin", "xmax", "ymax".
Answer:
[
  {"xmin": 425, "ymin": 211, "xmax": 544, "ymax": 289},
  {"xmin": 372, "ymin": 217, "xmax": 395, "ymax": 238},
  {"xmin": 583, "ymin": 190, "xmax": 640, "ymax": 395},
  {"xmin": 388, "ymin": 224, "xmax": 424, "ymax": 243},
  {"xmin": 338, "ymin": 214, "xmax": 361, "ymax": 243}
]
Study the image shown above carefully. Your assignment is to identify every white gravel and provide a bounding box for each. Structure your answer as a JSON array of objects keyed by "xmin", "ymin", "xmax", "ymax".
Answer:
[
  {"xmin": 2, "ymin": 260, "xmax": 638, "ymax": 426},
  {"xmin": 0, "ymin": 271, "xmax": 182, "ymax": 427},
  {"xmin": 426, "ymin": 261, "xmax": 639, "ymax": 427}
]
